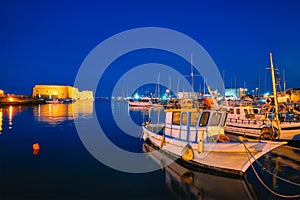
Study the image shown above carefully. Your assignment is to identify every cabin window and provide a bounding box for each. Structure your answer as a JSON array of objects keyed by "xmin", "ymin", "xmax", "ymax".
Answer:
[
  {"xmin": 181, "ymin": 113, "xmax": 188, "ymax": 125},
  {"xmin": 221, "ymin": 113, "xmax": 228, "ymax": 126},
  {"xmin": 253, "ymin": 108, "xmax": 259, "ymax": 114},
  {"xmin": 244, "ymin": 109, "xmax": 248, "ymax": 115},
  {"xmin": 229, "ymin": 108, "xmax": 234, "ymax": 114},
  {"xmin": 172, "ymin": 112, "xmax": 181, "ymax": 125},
  {"xmin": 210, "ymin": 112, "xmax": 222, "ymax": 126},
  {"xmin": 236, "ymin": 109, "xmax": 240, "ymax": 114},
  {"xmin": 190, "ymin": 112, "xmax": 200, "ymax": 126},
  {"xmin": 199, "ymin": 112, "xmax": 210, "ymax": 126}
]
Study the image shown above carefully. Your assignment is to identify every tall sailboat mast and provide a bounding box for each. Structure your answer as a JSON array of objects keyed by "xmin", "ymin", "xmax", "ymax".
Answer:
[{"xmin": 269, "ymin": 53, "xmax": 282, "ymax": 137}]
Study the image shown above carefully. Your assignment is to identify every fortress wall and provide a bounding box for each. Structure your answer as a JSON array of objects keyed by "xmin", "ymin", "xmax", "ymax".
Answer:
[{"xmin": 32, "ymin": 85, "xmax": 93, "ymax": 100}]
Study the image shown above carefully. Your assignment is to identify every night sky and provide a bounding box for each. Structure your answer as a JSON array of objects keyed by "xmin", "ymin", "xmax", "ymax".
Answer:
[{"xmin": 1, "ymin": 0, "xmax": 300, "ymax": 97}]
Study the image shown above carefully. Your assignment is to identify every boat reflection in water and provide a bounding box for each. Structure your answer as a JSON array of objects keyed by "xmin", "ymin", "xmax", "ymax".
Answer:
[
  {"xmin": 33, "ymin": 100, "xmax": 94, "ymax": 125},
  {"xmin": 142, "ymin": 142, "xmax": 256, "ymax": 200}
]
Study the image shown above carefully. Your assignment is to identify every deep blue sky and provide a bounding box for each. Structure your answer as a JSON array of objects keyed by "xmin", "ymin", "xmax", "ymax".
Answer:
[{"xmin": 1, "ymin": 0, "xmax": 300, "ymax": 97}]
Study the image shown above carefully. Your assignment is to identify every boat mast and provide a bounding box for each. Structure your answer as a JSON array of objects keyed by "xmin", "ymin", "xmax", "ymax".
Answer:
[
  {"xmin": 269, "ymin": 53, "xmax": 282, "ymax": 137},
  {"xmin": 157, "ymin": 72, "xmax": 160, "ymax": 98},
  {"xmin": 190, "ymin": 54, "xmax": 194, "ymax": 93},
  {"xmin": 283, "ymin": 68, "xmax": 286, "ymax": 93}
]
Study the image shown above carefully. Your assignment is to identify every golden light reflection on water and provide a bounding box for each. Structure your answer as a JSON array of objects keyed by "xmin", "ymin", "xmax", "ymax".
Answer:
[
  {"xmin": 0, "ymin": 108, "xmax": 2, "ymax": 133},
  {"xmin": 33, "ymin": 100, "xmax": 94, "ymax": 125},
  {"xmin": 0, "ymin": 106, "xmax": 23, "ymax": 132},
  {"xmin": 9, "ymin": 106, "xmax": 13, "ymax": 129}
]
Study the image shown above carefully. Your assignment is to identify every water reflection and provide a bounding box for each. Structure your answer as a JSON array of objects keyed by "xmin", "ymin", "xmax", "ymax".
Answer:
[
  {"xmin": 0, "ymin": 105, "xmax": 25, "ymax": 132},
  {"xmin": 0, "ymin": 108, "xmax": 2, "ymax": 133},
  {"xmin": 142, "ymin": 142, "xmax": 256, "ymax": 200},
  {"xmin": 128, "ymin": 106, "xmax": 150, "ymax": 113},
  {"xmin": 258, "ymin": 145, "xmax": 300, "ymax": 197},
  {"xmin": 34, "ymin": 100, "xmax": 93, "ymax": 125}
]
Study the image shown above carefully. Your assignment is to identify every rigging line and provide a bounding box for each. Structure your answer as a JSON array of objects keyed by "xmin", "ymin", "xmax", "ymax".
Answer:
[
  {"xmin": 284, "ymin": 145, "xmax": 300, "ymax": 151},
  {"xmin": 242, "ymin": 143, "xmax": 300, "ymax": 198}
]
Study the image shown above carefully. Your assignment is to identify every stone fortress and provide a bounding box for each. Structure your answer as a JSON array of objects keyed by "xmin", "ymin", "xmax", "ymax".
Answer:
[{"xmin": 32, "ymin": 85, "xmax": 94, "ymax": 100}]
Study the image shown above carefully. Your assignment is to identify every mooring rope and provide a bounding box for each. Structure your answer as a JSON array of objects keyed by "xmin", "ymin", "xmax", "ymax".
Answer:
[
  {"xmin": 284, "ymin": 144, "xmax": 300, "ymax": 151},
  {"xmin": 243, "ymin": 142, "xmax": 300, "ymax": 198}
]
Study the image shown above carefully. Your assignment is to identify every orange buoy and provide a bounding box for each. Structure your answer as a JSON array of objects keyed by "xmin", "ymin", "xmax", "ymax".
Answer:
[
  {"xmin": 278, "ymin": 103, "xmax": 287, "ymax": 112},
  {"xmin": 33, "ymin": 143, "xmax": 40, "ymax": 150},
  {"xmin": 261, "ymin": 103, "xmax": 272, "ymax": 112}
]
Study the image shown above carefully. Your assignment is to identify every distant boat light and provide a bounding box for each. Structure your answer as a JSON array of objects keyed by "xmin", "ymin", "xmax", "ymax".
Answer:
[{"xmin": 134, "ymin": 93, "xmax": 140, "ymax": 99}]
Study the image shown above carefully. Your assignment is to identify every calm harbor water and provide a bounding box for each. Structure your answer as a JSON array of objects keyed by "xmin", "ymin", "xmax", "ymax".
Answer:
[{"xmin": 0, "ymin": 100, "xmax": 300, "ymax": 199}]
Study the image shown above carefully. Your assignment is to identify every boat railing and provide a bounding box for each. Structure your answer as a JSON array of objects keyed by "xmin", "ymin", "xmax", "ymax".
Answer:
[
  {"xmin": 264, "ymin": 112, "xmax": 300, "ymax": 123},
  {"xmin": 221, "ymin": 100, "xmax": 253, "ymax": 107},
  {"xmin": 228, "ymin": 113, "xmax": 300, "ymax": 124},
  {"xmin": 227, "ymin": 117, "xmax": 268, "ymax": 125}
]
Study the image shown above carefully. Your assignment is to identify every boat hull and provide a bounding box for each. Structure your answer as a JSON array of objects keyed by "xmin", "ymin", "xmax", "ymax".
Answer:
[
  {"xmin": 225, "ymin": 121, "xmax": 300, "ymax": 141},
  {"xmin": 128, "ymin": 101, "xmax": 153, "ymax": 107},
  {"xmin": 143, "ymin": 126, "xmax": 285, "ymax": 175}
]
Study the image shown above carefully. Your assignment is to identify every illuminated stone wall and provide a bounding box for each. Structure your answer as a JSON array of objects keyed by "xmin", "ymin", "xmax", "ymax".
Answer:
[
  {"xmin": 75, "ymin": 90, "xmax": 94, "ymax": 100},
  {"xmin": 32, "ymin": 85, "xmax": 94, "ymax": 100},
  {"xmin": 0, "ymin": 90, "xmax": 4, "ymax": 98}
]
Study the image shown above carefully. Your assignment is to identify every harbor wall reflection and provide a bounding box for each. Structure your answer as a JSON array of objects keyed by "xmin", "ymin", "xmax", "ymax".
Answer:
[{"xmin": 34, "ymin": 100, "xmax": 93, "ymax": 125}]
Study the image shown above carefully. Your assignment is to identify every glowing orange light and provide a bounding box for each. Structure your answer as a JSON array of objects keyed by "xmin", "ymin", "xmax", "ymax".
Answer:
[
  {"xmin": 33, "ymin": 143, "xmax": 40, "ymax": 150},
  {"xmin": 8, "ymin": 97, "xmax": 13, "ymax": 102}
]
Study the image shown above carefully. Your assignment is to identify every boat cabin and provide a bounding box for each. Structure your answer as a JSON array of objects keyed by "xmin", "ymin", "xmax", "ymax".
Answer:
[
  {"xmin": 164, "ymin": 109, "xmax": 227, "ymax": 143},
  {"xmin": 226, "ymin": 106, "xmax": 257, "ymax": 121}
]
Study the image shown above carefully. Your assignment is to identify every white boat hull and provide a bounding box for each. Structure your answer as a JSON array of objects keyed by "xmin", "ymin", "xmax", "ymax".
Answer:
[
  {"xmin": 225, "ymin": 120, "xmax": 300, "ymax": 141},
  {"xmin": 143, "ymin": 126, "xmax": 285, "ymax": 175},
  {"xmin": 128, "ymin": 101, "xmax": 153, "ymax": 107}
]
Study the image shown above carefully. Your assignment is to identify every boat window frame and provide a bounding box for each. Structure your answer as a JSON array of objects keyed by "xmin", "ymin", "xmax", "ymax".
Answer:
[
  {"xmin": 181, "ymin": 113, "xmax": 188, "ymax": 125},
  {"xmin": 190, "ymin": 112, "xmax": 200, "ymax": 127},
  {"xmin": 221, "ymin": 113, "xmax": 227, "ymax": 126},
  {"xmin": 199, "ymin": 111, "xmax": 210, "ymax": 127},
  {"xmin": 229, "ymin": 108, "xmax": 234, "ymax": 114},
  {"xmin": 172, "ymin": 111, "xmax": 181, "ymax": 125},
  {"xmin": 236, "ymin": 108, "xmax": 240, "ymax": 115},
  {"xmin": 210, "ymin": 112, "xmax": 222, "ymax": 126}
]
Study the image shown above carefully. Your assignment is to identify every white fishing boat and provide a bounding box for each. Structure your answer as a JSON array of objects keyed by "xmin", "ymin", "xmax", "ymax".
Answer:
[
  {"xmin": 223, "ymin": 102, "xmax": 300, "ymax": 141},
  {"xmin": 128, "ymin": 97, "xmax": 153, "ymax": 107},
  {"xmin": 142, "ymin": 106, "xmax": 286, "ymax": 175},
  {"xmin": 223, "ymin": 54, "xmax": 300, "ymax": 141}
]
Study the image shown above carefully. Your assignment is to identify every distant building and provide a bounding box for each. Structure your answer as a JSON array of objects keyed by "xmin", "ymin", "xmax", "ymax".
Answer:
[
  {"xmin": 0, "ymin": 90, "xmax": 4, "ymax": 98},
  {"xmin": 32, "ymin": 85, "xmax": 94, "ymax": 100},
  {"xmin": 177, "ymin": 92, "xmax": 198, "ymax": 99},
  {"xmin": 225, "ymin": 88, "xmax": 246, "ymax": 100}
]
